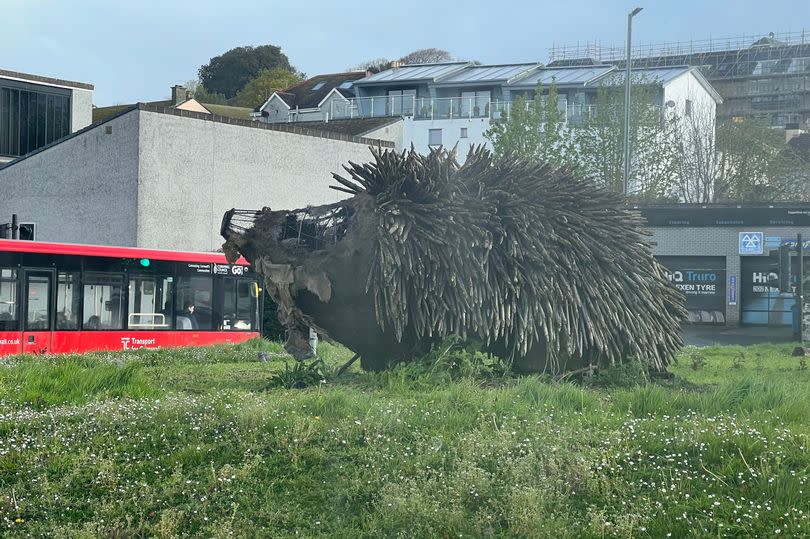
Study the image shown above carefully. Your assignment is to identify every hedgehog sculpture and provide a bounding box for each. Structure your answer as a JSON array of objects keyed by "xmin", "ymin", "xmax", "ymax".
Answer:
[{"xmin": 221, "ymin": 147, "xmax": 685, "ymax": 373}]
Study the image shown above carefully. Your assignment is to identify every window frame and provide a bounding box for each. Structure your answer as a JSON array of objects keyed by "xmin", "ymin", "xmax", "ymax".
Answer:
[
  {"xmin": 217, "ymin": 276, "xmax": 261, "ymax": 332},
  {"xmin": 127, "ymin": 272, "xmax": 175, "ymax": 331},
  {"xmin": 56, "ymin": 271, "xmax": 81, "ymax": 330},
  {"xmin": 81, "ymin": 271, "xmax": 126, "ymax": 331},
  {"xmin": 175, "ymin": 273, "xmax": 214, "ymax": 331},
  {"xmin": 428, "ymin": 128, "xmax": 442, "ymax": 147},
  {"xmin": 0, "ymin": 81, "xmax": 71, "ymax": 158},
  {"xmin": 0, "ymin": 268, "xmax": 20, "ymax": 331}
]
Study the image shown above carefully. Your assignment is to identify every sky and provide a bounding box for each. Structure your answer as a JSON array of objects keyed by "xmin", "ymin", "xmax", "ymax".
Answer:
[{"xmin": 3, "ymin": 0, "xmax": 810, "ymax": 106}]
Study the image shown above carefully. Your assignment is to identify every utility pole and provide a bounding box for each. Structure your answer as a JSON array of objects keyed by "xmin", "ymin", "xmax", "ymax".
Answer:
[
  {"xmin": 622, "ymin": 7, "xmax": 643, "ymax": 196},
  {"xmin": 796, "ymin": 234, "xmax": 804, "ymax": 342}
]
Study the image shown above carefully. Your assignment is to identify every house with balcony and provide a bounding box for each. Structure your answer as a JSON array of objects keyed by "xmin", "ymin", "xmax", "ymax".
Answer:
[
  {"xmin": 252, "ymin": 71, "xmax": 370, "ymax": 124},
  {"xmin": 255, "ymin": 61, "xmax": 722, "ymax": 162}
]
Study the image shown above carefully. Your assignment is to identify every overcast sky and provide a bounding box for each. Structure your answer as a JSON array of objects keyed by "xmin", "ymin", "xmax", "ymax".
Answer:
[{"xmin": 4, "ymin": 0, "xmax": 809, "ymax": 106}]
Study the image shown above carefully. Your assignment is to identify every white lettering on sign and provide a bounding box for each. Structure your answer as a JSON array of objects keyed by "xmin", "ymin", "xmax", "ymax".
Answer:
[
  {"xmin": 121, "ymin": 337, "xmax": 158, "ymax": 350},
  {"xmin": 0, "ymin": 338, "xmax": 21, "ymax": 346},
  {"xmin": 674, "ymin": 283, "xmax": 717, "ymax": 295},
  {"xmin": 752, "ymin": 271, "xmax": 778, "ymax": 284}
]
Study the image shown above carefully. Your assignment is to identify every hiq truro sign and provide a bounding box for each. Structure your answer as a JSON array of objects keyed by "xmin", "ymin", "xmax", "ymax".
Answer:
[
  {"xmin": 739, "ymin": 232, "xmax": 764, "ymax": 255},
  {"xmin": 668, "ymin": 270, "xmax": 720, "ymax": 296}
]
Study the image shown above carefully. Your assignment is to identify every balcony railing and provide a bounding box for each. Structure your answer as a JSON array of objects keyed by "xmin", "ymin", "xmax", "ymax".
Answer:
[{"xmin": 327, "ymin": 96, "xmax": 599, "ymax": 124}]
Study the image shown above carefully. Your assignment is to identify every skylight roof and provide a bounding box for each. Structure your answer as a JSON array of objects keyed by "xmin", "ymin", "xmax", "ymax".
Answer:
[
  {"xmin": 338, "ymin": 81, "xmax": 354, "ymax": 89},
  {"xmin": 311, "ymin": 81, "xmax": 326, "ymax": 91}
]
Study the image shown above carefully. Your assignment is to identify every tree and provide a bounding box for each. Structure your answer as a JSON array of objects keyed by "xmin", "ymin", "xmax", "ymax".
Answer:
[
  {"xmin": 668, "ymin": 101, "xmax": 716, "ymax": 203},
  {"xmin": 349, "ymin": 49, "xmax": 454, "ymax": 74},
  {"xmin": 198, "ymin": 45, "xmax": 297, "ymax": 99},
  {"xmin": 670, "ymin": 110, "xmax": 809, "ymax": 203},
  {"xmin": 193, "ymin": 85, "xmax": 227, "ymax": 105},
  {"xmin": 573, "ymin": 82, "xmax": 679, "ymax": 202},
  {"xmin": 399, "ymin": 48, "xmax": 453, "ymax": 64},
  {"xmin": 350, "ymin": 58, "xmax": 392, "ymax": 74},
  {"xmin": 184, "ymin": 80, "xmax": 200, "ymax": 95},
  {"xmin": 234, "ymin": 68, "xmax": 302, "ymax": 108},
  {"xmin": 484, "ymin": 81, "xmax": 572, "ymax": 166},
  {"xmin": 484, "ymin": 78, "xmax": 678, "ymax": 202}
]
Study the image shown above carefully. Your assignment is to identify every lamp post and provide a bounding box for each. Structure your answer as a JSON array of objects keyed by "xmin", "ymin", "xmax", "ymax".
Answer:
[{"xmin": 622, "ymin": 7, "xmax": 643, "ymax": 196}]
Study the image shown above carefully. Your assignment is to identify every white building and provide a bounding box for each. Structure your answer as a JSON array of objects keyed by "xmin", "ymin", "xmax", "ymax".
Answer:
[{"xmin": 254, "ymin": 62, "xmax": 722, "ymax": 162}]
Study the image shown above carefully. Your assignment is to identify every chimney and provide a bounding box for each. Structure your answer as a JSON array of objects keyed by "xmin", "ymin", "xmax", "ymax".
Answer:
[
  {"xmin": 171, "ymin": 85, "xmax": 187, "ymax": 106},
  {"xmin": 390, "ymin": 60, "xmax": 402, "ymax": 69}
]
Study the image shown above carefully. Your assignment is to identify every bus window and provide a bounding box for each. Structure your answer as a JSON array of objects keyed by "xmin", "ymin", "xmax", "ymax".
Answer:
[
  {"xmin": 176, "ymin": 275, "xmax": 212, "ymax": 330},
  {"xmin": 128, "ymin": 275, "xmax": 173, "ymax": 330},
  {"xmin": 24, "ymin": 272, "xmax": 52, "ymax": 331},
  {"xmin": 83, "ymin": 273, "xmax": 124, "ymax": 330},
  {"xmin": 56, "ymin": 272, "xmax": 81, "ymax": 330},
  {"xmin": 220, "ymin": 278, "xmax": 259, "ymax": 331},
  {"xmin": 0, "ymin": 269, "xmax": 19, "ymax": 331}
]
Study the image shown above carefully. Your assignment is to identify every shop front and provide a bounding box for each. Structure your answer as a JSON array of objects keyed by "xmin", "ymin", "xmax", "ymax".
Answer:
[{"xmin": 657, "ymin": 256, "xmax": 726, "ymax": 324}]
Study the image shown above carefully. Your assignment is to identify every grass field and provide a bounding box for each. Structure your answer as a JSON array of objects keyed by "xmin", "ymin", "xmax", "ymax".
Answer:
[{"xmin": 1, "ymin": 340, "xmax": 809, "ymax": 538}]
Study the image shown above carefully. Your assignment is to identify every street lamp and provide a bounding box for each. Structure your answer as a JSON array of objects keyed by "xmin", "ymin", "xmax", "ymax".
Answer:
[{"xmin": 622, "ymin": 7, "xmax": 643, "ymax": 197}]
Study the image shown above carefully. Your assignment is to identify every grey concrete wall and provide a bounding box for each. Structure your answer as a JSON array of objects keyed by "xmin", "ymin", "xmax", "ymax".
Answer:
[
  {"xmin": 0, "ymin": 110, "xmax": 140, "ymax": 245},
  {"xmin": 362, "ymin": 120, "xmax": 404, "ymax": 151},
  {"xmin": 136, "ymin": 110, "xmax": 376, "ymax": 251},
  {"xmin": 70, "ymin": 88, "xmax": 94, "ymax": 132},
  {"xmin": 648, "ymin": 226, "xmax": 810, "ymax": 325}
]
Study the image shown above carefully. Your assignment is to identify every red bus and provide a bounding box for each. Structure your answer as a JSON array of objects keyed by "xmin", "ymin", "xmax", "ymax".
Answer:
[{"xmin": 0, "ymin": 240, "xmax": 263, "ymax": 356}]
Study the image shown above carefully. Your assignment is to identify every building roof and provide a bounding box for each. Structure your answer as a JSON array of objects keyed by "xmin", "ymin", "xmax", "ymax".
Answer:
[
  {"xmin": 194, "ymin": 103, "xmax": 253, "ymax": 121},
  {"xmin": 261, "ymin": 71, "xmax": 368, "ymax": 111},
  {"xmin": 507, "ymin": 65, "xmax": 616, "ymax": 88},
  {"xmin": 598, "ymin": 66, "xmax": 724, "ymax": 104},
  {"xmin": 93, "ymin": 104, "xmax": 134, "ymax": 123},
  {"xmin": 94, "ymin": 99, "xmax": 251, "ymax": 123},
  {"xmin": 434, "ymin": 63, "xmax": 542, "ymax": 85},
  {"xmin": 284, "ymin": 117, "xmax": 402, "ymax": 138},
  {"xmin": 597, "ymin": 66, "xmax": 692, "ymax": 85},
  {"xmin": 1, "ymin": 103, "xmax": 394, "ymax": 171},
  {"xmin": 0, "ymin": 68, "xmax": 94, "ymax": 91},
  {"xmin": 356, "ymin": 62, "xmax": 472, "ymax": 85}
]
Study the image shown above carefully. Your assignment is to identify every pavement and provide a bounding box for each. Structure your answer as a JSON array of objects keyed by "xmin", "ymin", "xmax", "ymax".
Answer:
[{"xmin": 682, "ymin": 325, "xmax": 798, "ymax": 347}]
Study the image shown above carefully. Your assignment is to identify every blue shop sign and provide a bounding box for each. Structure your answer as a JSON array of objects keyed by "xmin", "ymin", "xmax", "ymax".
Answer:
[{"xmin": 739, "ymin": 232, "xmax": 764, "ymax": 255}]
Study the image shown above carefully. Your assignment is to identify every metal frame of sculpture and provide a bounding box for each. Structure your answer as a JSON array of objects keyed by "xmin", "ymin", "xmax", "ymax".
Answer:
[{"xmin": 222, "ymin": 147, "xmax": 685, "ymax": 373}]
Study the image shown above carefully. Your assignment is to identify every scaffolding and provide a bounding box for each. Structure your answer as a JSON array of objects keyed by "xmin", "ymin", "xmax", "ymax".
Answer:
[
  {"xmin": 549, "ymin": 30, "xmax": 810, "ymax": 73},
  {"xmin": 548, "ymin": 30, "xmax": 810, "ymax": 126}
]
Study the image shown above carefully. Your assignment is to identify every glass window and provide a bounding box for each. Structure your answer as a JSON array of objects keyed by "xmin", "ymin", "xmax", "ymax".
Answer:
[
  {"xmin": 176, "ymin": 275, "xmax": 213, "ymax": 330},
  {"xmin": 19, "ymin": 91, "xmax": 29, "ymax": 156},
  {"xmin": 460, "ymin": 127, "xmax": 468, "ymax": 139},
  {"xmin": 27, "ymin": 92, "xmax": 36, "ymax": 153},
  {"xmin": 56, "ymin": 272, "xmax": 81, "ymax": 330},
  {"xmin": 128, "ymin": 275, "xmax": 173, "ymax": 330},
  {"xmin": 311, "ymin": 81, "xmax": 326, "ymax": 91},
  {"xmin": 25, "ymin": 273, "xmax": 51, "ymax": 331},
  {"xmin": 220, "ymin": 279, "xmax": 259, "ymax": 331},
  {"xmin": 83, "ymin": 273, "xmax": 124, "ymax": 330},
  {"xmin": 428, "ymin": 128, "xmax": 442, "ymax": 146},
  {"xmin": 36, "ymin": 92, "xmax": 46, "ymax": 149},
  {"xmin": 0, "ymin": 268, "xmax": 18, "ymax": 331},
  {"xmin": 0, "ymin": 86, "xmax": 71, "ymax": 157}
]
